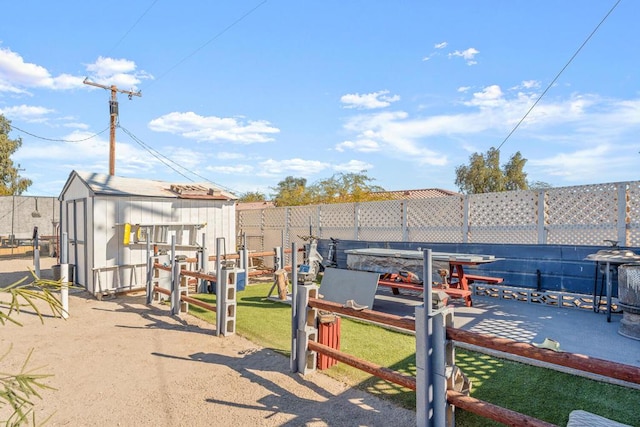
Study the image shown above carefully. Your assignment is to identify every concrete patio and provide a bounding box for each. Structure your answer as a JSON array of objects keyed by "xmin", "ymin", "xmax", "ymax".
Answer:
[{"xmin": 373, "ymin": 287, "xmax": 640, "ymax": 373}]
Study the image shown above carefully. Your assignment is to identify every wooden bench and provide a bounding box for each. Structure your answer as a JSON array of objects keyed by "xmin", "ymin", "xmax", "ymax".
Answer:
[
  {"xmin": 377, "ymin": 280, "xmax": 473, "ymax": 307},
  {"xmin": 450, "ymin": 273, "xmax": 503, "ymax": 284}
]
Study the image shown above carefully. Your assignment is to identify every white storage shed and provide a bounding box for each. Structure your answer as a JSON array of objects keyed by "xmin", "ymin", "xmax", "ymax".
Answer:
[{"xmin": 58, "ymin": 171, "xmax": 237, "ymax": 296}]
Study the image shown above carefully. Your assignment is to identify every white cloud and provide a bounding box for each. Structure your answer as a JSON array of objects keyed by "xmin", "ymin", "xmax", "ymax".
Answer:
[
  {"xmin": 464, "ymin": 85, "xmax": 505, "ymax": 108},
  {"xmin": 333, "ymin": 160, "xmax": 373, "ymax": 173},
  {"xmin": 337, "ymin": 84, "xmax": 640, "ymax": 171},
  {"xmin": 526, "ymin": 144, "xmax": 640, "ymax": 183},
  {"xmin": 84, "ymin": 56, "xmax": 152, "ymax": 90},
  {"xmin": 457, "ymin": 86, "xmax": 471, "ymax": 93},
  {"xmin": 0, "ymin": 104, "xmax": 54, "ymax": 121},
  {"xmin": 13, "ymin": 129, "xmax": 167, "ymax": 178},
  {"xmin": 448, "ymin": 47, "xmax": 479, "ymax": 65},
  {"xmin": 216, "ymin": 152, "xmax": 245, "ymax": 160},
  {"xmin": 335, "ymin": 139, "xmax": 380, "ymax": 153},
  {"xmin": 521, "ymin": 80, "xmax": 540, "ymax": 89},
  {"xmin": 340, "ymin": 90, "xmax": 400, "ymax": 110},
  {"xmin": 339, "ymin": 110, "xmax": 448, "ymax": 166},
  {"xmin": 148, "ymin": 111, "xmax": 280, "ymax": 143},
  {"xmin": 423, "ymin": 42, "xmax": 448, "ymax": 61},
  {"xmin": 0, "ymin": 47, "xmax": 85, "ymax": 92},
  {"xmin": 0, "ymin": 48, "xmax": 150, "ymax": 95},
  {"xmin": 256, "ymin": 158, "xmax": 330, "ymax": 177},
  {"xmin": 63, "ymin": 122, "xmax": 90, "ymax": 130},
  {"xmin": 207, "ymin": 164, "xmax": 254, "ymax": 174}
]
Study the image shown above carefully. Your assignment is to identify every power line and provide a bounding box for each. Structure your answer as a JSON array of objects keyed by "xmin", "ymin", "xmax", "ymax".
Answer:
[
  {"xmin": 118, "ymin": 125, "xmax": 194, "ymax": 181},
  {"xmin": 150, "ymin": 0, "xmax": 268, "ymax": 86},
  {"xmin": 496, "ymin": 0, "xmax": 622, "ymax": 152},
  {"xmin": 118, "ymin": 125, "xmax": 239, "ymax": 194},
  {"xmin": 9, "ymin": 124, "xmax": 110, "ymax": 142},
  {"xmin": 105, "ymin": 0, "xmax": 160, "ymax": 57},
  {"xmin": 83, "ymin": 78, "xmax": 142, "ymax": 176}
]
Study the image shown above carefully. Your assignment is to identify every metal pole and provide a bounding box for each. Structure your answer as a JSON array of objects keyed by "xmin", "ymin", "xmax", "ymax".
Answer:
[
  {"xmin": 171, "ymin": 236, "xmax": 179, "ymax": 315},
  {"xmin": 145, "ymin": 228, "xmax": 152, "ymax": 304},
  {"xmin": 606, "ymin": 262, "xmax": 612, "ymax": 322},
  {"xmin": 416, "ymin": 248, "xmax": 436, "ymax": 425},
  {"xmin": 60, "ymin": 232, "xmax": 69, "ymax": 319},
  {"xmin": 199, "ymin": 232, "xmax": 208, "ymax": 293},
  {"xmin": 33, "ymin": 226, "xmax": 40, "ymax": 277},
  {"xmin": 290, "ymin": 242, "xmax": 298, "ymax": 372},
  {"xmin": 432, "ymin": 311, "xmax": 448, "ymax": 426},
  {"xmin": 10, "ymin": 195, "xmax": 14, "ymax": 256},
  {"xmin": 215, "ymin": 237, "xmax": 224, "ymax": 333}
]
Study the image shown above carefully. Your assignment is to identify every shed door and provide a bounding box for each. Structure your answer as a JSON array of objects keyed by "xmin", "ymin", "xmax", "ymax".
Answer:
[{"xmin": 66, "ymin": 199, "xmax": 87, "ymax": 287}]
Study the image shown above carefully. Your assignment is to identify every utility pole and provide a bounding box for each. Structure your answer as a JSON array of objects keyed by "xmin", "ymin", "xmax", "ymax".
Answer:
[{"xmin": 83, "ymin": 78, "xmax": 141, "ymax": 176}]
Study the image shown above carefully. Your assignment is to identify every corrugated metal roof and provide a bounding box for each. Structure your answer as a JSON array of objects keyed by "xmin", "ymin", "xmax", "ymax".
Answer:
[{"xmin": 67, "ymin": 171, "xmax": 237, "ymax": 200}]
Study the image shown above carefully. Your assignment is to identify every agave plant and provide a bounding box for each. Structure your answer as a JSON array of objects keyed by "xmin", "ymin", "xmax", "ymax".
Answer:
[{"xmin": 1, "ymin": 270, "xmax": 68, "ymax": 426}]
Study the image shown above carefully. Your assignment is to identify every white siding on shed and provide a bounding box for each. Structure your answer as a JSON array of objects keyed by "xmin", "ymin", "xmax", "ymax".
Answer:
[{"xmin": 59, "ymin": 171, "xmax": 237, "ymax": 296}]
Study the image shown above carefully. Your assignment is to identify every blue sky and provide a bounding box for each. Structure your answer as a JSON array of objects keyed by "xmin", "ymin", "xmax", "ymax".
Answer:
[{"xmin": 0, "ymin": 1, "xmax": 638, "ymax": 197}]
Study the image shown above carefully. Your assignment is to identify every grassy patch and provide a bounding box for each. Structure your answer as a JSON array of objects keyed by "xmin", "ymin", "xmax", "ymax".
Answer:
[{"xmin": 189, "ymin": 282, "xmax": 640, "ymax": 426}]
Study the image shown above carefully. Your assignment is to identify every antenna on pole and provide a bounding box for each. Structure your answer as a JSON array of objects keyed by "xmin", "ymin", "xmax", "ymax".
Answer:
[{"xmin": 83, "ymin": 78, "xmax": 142, "ymax": 176}]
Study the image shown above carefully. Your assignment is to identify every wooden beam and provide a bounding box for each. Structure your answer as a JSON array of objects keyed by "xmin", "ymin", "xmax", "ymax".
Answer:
[
  {"xmin": 447, "ymin": 327, "xmax": 640, "ymax": 385},
  {"xmin": 181, "ymin": 294, "xmax": 216, "ymax": 313},
  {"xmin": 308, "ymin": 341, "xmax": 416, "ymax": 390},
  {"xmin": 308, "ymin": 298, "xmax": 415, "ymax": 331},
  {"xmin": 447, "ymin": 390, "xmax": 555, "ymax": 427}
]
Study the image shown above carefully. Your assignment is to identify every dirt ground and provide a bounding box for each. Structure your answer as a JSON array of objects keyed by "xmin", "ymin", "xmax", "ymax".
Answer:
[{"xmin": 1, "ymin": 257, "xmax": 416, "ymax": 426}]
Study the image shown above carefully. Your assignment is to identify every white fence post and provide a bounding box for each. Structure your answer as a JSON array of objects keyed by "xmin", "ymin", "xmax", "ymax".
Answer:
[
  {"xmin": 537, "ymin": 190, "xmax": 547, "ymax": 244},
  {"xmin": 402, "ymin": 200, "xmax": 408, "ymax": 242},
  {"xmin": 462, "ymin": 195, "xmax": 470, "ymax": 244},
  {"xmin": 617, "ymin": 185, "xmax": 628, "ymax": 246}
]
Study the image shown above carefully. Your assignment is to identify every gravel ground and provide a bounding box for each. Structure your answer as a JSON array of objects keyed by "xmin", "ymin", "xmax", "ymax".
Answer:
[{"xmin": 1, "ymin": 257, "xmax": 415, "ymax": 426}]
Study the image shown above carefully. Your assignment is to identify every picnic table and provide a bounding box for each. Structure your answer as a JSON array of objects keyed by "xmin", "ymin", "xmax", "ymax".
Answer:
[{"xmin": 344, "ymin": 248, "xmax": 504, "ymax": 306}]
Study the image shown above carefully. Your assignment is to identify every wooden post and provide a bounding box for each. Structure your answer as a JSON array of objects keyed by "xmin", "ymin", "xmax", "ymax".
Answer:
[
  {"xmin": 82, "ymin": 78, "xmax": 141, "ymax": 176},
  {"xmin": 275, "ymin": 269, "xmax": 288, "ymax": 300}
]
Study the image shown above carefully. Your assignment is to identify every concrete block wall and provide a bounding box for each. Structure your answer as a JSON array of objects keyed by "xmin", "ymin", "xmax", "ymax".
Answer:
[{"xmin": 318, "ymin": 239, "xmax": 639, "ymax": 297}]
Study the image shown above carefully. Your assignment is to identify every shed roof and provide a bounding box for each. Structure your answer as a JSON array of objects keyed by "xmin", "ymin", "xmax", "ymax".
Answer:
[{"xmin": 60, "ymin": 171, "xmax": 237, "ymax": 200}]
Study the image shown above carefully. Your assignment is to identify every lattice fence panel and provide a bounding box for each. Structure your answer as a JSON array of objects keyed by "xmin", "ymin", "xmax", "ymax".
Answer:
[
  {"xmin": 319, "ymin": 203, "xmax": 355, "ymax": 229},
  {"xmin": 263, "ymin": 207, "xmax": 288, "ymax": 228},
  {"xmin": 244, "ymin": 234, "xmax": 264, "ymax": 253},
  {"xmin": 358, "ymin": 228, "xmax": 404, "ymax": 242},
  {"xmin": 408, "ymin": 228, "xmax": 464, "ymax": 243},
  {"xmin": 470, "ymin": 226, "xmax": 538, "ymax": 244},
  {"xmin": 627, "ymin": 182, "xmax": 640, "ymax": 247},
  {"xmin": 289, "ymin": 205, "xmax": 319, "ymax": 228},
  {"xmin": 407, "ymin": 196, "xmax": 464, "ymax": 227},
  {"xmin": 358, "ymin": 200, "xmax": 403, "ymax": 227},
  {"xmin": 237, "ymin": 209, "xmax": 263, "ymax": 228},
  {"xmin": 546, "ymin": 183, "xmax": 618, "ymax": 245},
  {"xmin": 406, "ymin": 197, "xmax": 464, "ymax": 242},
  {"xmin": 288, "ymin": 227, "xmax": 312, "ymax": 247},
  {"xmin": 469, "ymin": 191, "xmax": 538, "ymax": 226},
  {"xmin": 468, "ymin": 191, "xmax": 538, "ymax": 244},
  {"xmin": 318, "ymin": 227, "xmax": 356, "ymax": 241},
  {"xmin": 357, "ymin": 200, "xmax": 403, "ymax": 242}
]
